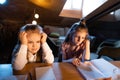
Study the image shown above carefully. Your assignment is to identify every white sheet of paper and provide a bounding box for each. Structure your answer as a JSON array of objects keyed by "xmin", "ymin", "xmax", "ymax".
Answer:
[{"xmin": 35, "ymin": 66, "xmax": 56, "ymax": 80}]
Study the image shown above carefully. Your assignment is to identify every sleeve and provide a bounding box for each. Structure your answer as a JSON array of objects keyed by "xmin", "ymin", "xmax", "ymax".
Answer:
[
  {"xmin": 62, "ymin": 58, "xmax": 73, "ymax": 62},
  {"xmin": 12, "ymin": 44, "xmax": 28, "ymax": 70},
  {"xmin": 84, "ymin": 40, "xmax": 90, "ymax": 60},
  {"xmin": 41, "ymin": 42, "xmax": 54, "ymax": 63}
]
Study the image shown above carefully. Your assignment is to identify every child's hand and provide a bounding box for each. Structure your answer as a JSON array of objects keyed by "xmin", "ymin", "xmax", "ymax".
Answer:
[
  {"xmin": 41, "ymin": 32, "xmax": 47, "ymax": 44},
  {"xmin": 19, "ymin": 31, "xmax": 27, "ymax": 45},
  {"xmin": 72, "ymin": 58, "xmax": 81, "ymax": 66}
]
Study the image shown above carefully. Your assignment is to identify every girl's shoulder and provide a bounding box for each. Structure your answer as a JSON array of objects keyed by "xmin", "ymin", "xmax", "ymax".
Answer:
[{"xmin": 85, "ymin": 39, "xmax": 90, "ymax": 45}]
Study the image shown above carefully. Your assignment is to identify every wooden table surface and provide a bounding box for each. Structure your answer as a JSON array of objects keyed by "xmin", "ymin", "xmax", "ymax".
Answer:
[
  {"xmin": 13, "ymin": 62, "xmax": 84, "ymax": 80},
  {"xmin": 0, "ymin": 61, "xmax": 120, "ymax": 80}
]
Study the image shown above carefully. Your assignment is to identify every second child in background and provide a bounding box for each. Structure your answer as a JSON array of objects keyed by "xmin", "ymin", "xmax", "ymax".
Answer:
[{"xmin": 61, "ymin": 20, "xmax": 90, "ymax": 66}]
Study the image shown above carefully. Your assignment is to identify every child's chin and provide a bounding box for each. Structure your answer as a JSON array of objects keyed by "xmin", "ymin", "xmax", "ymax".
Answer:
[{"xmin": 31, "ymin": 51, "xmax": 38, "ymax": 54}]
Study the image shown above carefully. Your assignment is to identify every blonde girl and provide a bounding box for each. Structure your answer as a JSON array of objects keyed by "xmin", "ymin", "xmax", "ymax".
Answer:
[{"xmin": 12, "ymin": 24, "xmax": 54, "ymax": 70}]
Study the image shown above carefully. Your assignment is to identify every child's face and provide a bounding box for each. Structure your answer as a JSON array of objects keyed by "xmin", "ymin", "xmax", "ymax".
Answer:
[
  {"xmin": 72, "ymin": 31, "xmax": 87, "ymax": 45},
  {"xmin": 27, "ymin": 33, "xmax": 41, "ymax": 54}
]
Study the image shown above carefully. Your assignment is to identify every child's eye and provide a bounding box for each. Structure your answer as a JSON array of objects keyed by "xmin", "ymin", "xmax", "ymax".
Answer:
[
  {"xmin": 28, "ymin": 41, "xmax": 33, "ymax": 43},
  {"xmin": 37, "ymin": 41, "xmax": 40, "ymax": 43},
  {"xmin": 82, "ymin": 37, "xmax": 85, "ymax": 39}
]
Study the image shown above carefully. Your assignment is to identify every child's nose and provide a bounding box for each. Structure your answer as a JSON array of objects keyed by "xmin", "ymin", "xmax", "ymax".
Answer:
[{"xmin": 32, "ymin": 43, "xmax": 36, "ymax": 47}]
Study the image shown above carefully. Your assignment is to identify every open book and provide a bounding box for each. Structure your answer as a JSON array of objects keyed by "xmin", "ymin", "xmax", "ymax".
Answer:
[
  {"xmin": 77, "ymin": 58, "xmax": 120, "ymax": 80},
  {"xmin": 35, "ymin": 66, "xmax": 56, "ymax": 80}
]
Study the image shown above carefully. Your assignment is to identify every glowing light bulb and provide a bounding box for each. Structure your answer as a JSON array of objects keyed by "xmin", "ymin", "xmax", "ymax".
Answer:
[
  {"xmin": 34, "ymin": 14, "xmax": 39, "ymax": 19},
  {"xmin": 32, "ymin": 20, "xmax": 37, "ymax": 24}
]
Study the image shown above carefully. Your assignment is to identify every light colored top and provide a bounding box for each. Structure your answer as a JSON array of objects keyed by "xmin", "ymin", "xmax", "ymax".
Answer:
[{"xmin": 12, "ymin": 42, "xmax": 54, "ymax": 70}]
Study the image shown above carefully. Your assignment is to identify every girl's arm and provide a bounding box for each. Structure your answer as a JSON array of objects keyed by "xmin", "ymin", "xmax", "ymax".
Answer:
[
  {"xmin": 72, "ymin": 40, "xmax": 90, "ymax": 66},
  {"xmin": 12, "ymin": 31, "xmax": 28, "ymax": 70},
  {"xmin": 84, "ymin": 40, "xmax": 90, "ymax": 60},
  {"xmin": 12, "ymin": 44, "xmax": 28, "ymax": 70},
  {"xmin": 40, "ymin": 33, "xmax": 54, "ymax": 63},
  {"xmin": 42, "ymin": 42, "xmax": 54, "ymax": 63}
]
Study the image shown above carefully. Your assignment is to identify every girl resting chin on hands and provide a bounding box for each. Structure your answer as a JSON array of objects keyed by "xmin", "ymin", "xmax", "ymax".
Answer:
[{"xmin": 60, "ymin": 20, "xmax": 90, "ymax": 66}]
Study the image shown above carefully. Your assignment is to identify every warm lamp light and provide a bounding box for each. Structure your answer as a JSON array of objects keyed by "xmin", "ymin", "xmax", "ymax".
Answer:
[
  {"xmin": 34, "ymin": 13, "xmax": 39, "ymax": 19},
  {"xmin": 32, "ymin": 20, "xmax": 37, "ymax": 24},
  {"xmin": 29, "ymin": 0, "xmax": 53, "ymax": 9}
]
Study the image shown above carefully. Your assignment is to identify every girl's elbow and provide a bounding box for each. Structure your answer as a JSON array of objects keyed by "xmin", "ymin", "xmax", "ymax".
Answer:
[
  {"xmin": 49, "ymin": 56, "xmax": 54, "ymax": 63},
  {"xmin": 45, "ymin": 55, "xmax": 54, "ymax": 64},
  {"xmin": 13, "ymin": 63, "xmax": 25, "ymax": 70},
  {"xmin": 48, "ymin": 60, "xmax": 54, "ymax": 64},
  {"xmin": 12, "ymin": 60, "xmax": 26, "ymax": 70}
]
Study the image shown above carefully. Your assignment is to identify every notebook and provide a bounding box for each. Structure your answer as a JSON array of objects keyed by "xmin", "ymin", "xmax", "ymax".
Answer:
[{"xmin": 35, "ymin": 66, "xmax": 56, "ymax": 80}]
